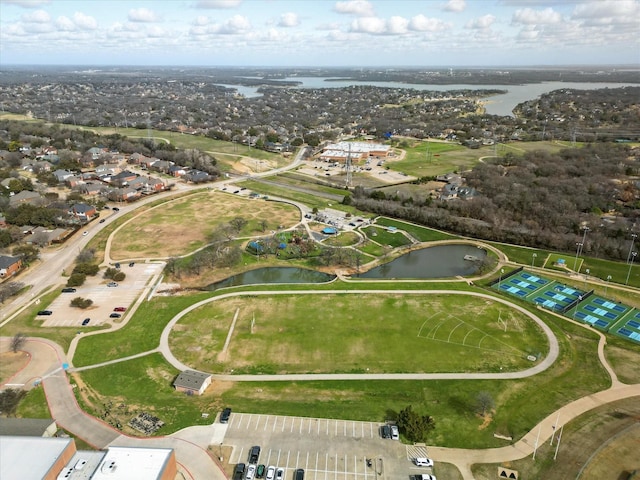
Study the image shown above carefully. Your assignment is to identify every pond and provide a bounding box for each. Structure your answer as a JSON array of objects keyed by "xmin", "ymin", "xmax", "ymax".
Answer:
[
  {"xmin": 356, "ymin": 244, "xmax": 487, "ymax": 279},
  {"xmin": 204, "ymin": 267, "xmax": 336, "ymax": 290}
]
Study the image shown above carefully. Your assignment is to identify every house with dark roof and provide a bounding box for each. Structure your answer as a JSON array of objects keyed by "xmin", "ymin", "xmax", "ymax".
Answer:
[
  {"xmin": 172, "ymin": 370, "xmax": 212, "ymax": 395},
  {"xmin": 110, "ymin": 170, "xmax": 138, "ymax": 187},
  {"xmin": 0, "ymin": 255, "xmax": 22, "ymax": 278},
  {"xmin": 69, "ymin": 203, "xmax": 97, "ymax": 221},
  {"xmin": 8, "ymin": 190, "xmax": 42, "ymax": 207},
  {"xmin": 52, "ymin": 169, "xmax": 75, "ymax": 183}
]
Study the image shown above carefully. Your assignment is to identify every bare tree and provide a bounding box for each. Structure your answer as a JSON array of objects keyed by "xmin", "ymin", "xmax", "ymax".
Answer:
[
  {"xmin": 11, "ymin": 333, "xmax": 27, "ymax": 353},
  {"xmin": 475, "ymin": 391, "xmax": 495, "ymax": 417},
  {"xmin": 0, "ymin": 282, "xmax": 25, "ymax": 303}
]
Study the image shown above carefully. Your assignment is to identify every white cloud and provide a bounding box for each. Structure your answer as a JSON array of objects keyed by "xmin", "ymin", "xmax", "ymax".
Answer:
[
  {"xmin": 278, "ymin": 12, "xmax": 299, "ymax": 28},
  {"xmin": 466, "ymin": 14, "xmax": 496, "ymax": 29},
  {"xmin": 208, "ymin": 14, "xmax": 251, "ymax": 34},
  {"xmin": 2, "ymin": 0, "xmax": 50, "ymax": 8},
  {"xmin": 572, "ymin": 0, "xmax": 640, "ymax": 25},
  {"xmin": 128, "ymin": 8, "xmax": 161, "ymax": 23},
  {"xmin": 443, "ymin": 0, "xmax": 466, "ymax": 13},
  {"xmin": 334, "ymin": 0, "xmax": 375, "ymax": 17},
  {"xmin": 387, "ymin": 16, "xmax": 409, "ymax": 34},
  {"xmin": 409, "ymin": 14, "xmax": 448, "ymax": 32},
  {"xmin": 193, "ymin": 15, "xmax": 210, "ymax": 26},
  {"xmin": 21, "ymin": 9, "xmax": 50, "ymax": 23},
  {"xmin": 350, "ymin": 16, "xmax": 385, "ymax": 34},
  {"xmin": 73, "ymin": 12, "xmax": 98, "ymax": 30},
  {"xmin": 55, "ymin": 16, "xmax": 76, "ymax": 32},
  {"xmin": 195, "ymin": 0, "xmax": 242, "ymax": 8},
  {"xmin": 147, "ymin": 26, "xmax": 168, "ymax": 38},
  {"xmin": 512, "ymin": 7, "xmax": 561, "ymax": 25}
]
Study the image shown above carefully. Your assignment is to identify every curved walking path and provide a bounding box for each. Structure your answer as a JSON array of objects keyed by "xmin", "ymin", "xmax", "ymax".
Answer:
[
  {"xmin": 156, "ymin": 289, "xmax": 559, "ymax": 381},
  {"xmin": 0, "ymin": 337, "xmax": 225, "ymax": 480}
]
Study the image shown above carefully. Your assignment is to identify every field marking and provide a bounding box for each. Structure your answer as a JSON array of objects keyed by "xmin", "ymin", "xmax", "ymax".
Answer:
[
  {"xmin": 447, "ymin": 321, "xmax": 465, "ymax": 343},
  {"xmin": 219, "ymin": 307, "xmax": 240, "ymax": 361}
]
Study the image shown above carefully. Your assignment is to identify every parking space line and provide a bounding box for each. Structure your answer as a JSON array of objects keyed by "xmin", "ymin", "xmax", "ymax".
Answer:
[
  {"xmin": 286, "ymin": 451, "xmax": 290, "ymax": 471},
  {"xmin": 324, "ymin": 453, "xmax": 328, "ymax": 480},
  {"xmin": 290, "ymin": 418, "xmax": 295, "ymax": 433},
  {"xmin": 314, "ymin": 452, "xmax": 319, "ymax": 480},
  {"xmin": 299, "ymin": 418, "xmax": 303, "ymax": 435},
  {"xmin": 308, "ymin": 419, "xmax": 312, "ymax": 434},
  {"xmin": 344, "ymin": 421, "xmax": 347, "ymax": 436},
  {"xmin": 264, "ymin": 415, "xmax": 270, "ymax": 431}
]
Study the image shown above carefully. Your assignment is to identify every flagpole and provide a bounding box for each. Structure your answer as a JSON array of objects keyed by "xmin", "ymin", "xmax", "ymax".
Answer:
[
  {"xmin": 532, "ymin": 423, "xmax": 542, "ymax": 460},
  {"xmin": 553, "ymin": 425, "xmax": 563, "ymax": 460},
  {"xmin": 550, "ymin": 412, "xmax": 560, "ymax": 445}
]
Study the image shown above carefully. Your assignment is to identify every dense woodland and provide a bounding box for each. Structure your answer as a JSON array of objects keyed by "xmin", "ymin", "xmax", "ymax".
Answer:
[{"xmin": 350, "ymin": 144, "xmax": 640, "ymax": 260}]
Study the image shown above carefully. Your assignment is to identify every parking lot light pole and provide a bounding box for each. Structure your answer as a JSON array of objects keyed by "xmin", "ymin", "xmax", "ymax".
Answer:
[
  {"xmin": 625, "ymin": 252, "xmax": 637, "ymax": 285},
  {"xmin": 532, "ymin": 253, "xmax": 537, "ymax": 268},
  {"xmin": 605, "ymin": 275, "xmax": 612, "ymax": 296},
  {"xmin": 499, "ymin": 268, "xmax": 504, "ymax": 288}
]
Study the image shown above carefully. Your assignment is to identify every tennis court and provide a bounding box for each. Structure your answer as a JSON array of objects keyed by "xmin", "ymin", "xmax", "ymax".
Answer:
[
  {"xmin": 611, "ymin": 309, "xmax": 640, "ymax": 341},
  {"xmin": 492, "ymin": 269, "xmax": 639, "ymax": 344}
]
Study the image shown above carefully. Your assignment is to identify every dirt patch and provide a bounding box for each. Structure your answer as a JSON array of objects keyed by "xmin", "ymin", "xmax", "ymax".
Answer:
[{"xmin": 0, "ymin": 351, "xmax": 30, "ymax": 385}]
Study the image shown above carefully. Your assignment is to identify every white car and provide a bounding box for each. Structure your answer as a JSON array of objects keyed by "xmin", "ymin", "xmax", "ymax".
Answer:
[
  {"xmin": 275, "ymin": 468, "xmax": 285, "ymax": 480},
  {"xmin": 390, "ymin": 425, "xmax": 399, "ymax": 440},
  {"xmin": 415, "ymin": 457, "xmax": 434, "ymax": 467},
  {"xmin": 245, "ymin": 464, "xmax": 256, "ymax": 480},
  {"xmin": 266, "ymin": 466, "xmax": 276, "ymax": 480},
  {"xmin": 82, "ymin": 231, "xmax": 88, "ymax": 236}
]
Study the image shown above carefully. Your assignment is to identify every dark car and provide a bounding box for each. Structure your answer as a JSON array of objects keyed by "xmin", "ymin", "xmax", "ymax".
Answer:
[
  {"xmin": 294, "ymin": 469, "xmax": 305, "ymax": 480},
  {"xmin": 129, "ymin": 262, "xmax": 135, "ymax": 267},
  {"xmin": 220, "ymin": 407, "xmax": 231, "ymax": 423},
  {"xmin": 256, "ymin": 464, "xmax": 266, "ymax": 478},
  {"xmin": 82, "ymin": 318, "xmax": 90, "ymax": 326},
  {"xmin": 114, "ymin": 307, "xmax": 127, "ymax": 312},
  {"xmin": 112, "ymin": 207, "xmax": 120, "ymax": 211},
  {"xmin": 109, "ymin": 313, "xmax": 121, "ymax": 318},
  {"xmin": 381, "ymin": 424, "xmax": 391, "ymax": 439},
  {"xmin": 248, "ymin": 445, "xmax": 260, "ymax": 464},
  {"xmin": 61, "ymin": 287, "xmax": 76, "ymax": 293},
  {"xmin": 233, "ymin": 463, "xmax": 246, "ymax": 480},
  {"xmin": 37, "ymin": 310, "xmax": 52, "ymax": 316},
  {"xmin": 99, "ymin": 219, "xmax": 105, "ymax": 223}
]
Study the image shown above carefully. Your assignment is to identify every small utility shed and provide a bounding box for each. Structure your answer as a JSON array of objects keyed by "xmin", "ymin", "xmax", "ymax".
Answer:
[{"xmin": 173, "ymin": 370, "xmax": 212, "ymax": 396}]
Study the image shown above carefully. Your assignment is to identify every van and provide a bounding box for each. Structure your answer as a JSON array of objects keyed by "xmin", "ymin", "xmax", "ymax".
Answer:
[
  {"xmin": 380, "ymin": 424, "xmax": 391, "ymax": 439},
  {"xmin": 249, "ymin": 445, "xmax": 261, "ymax": 464},
  {"xmin": 294, "ymin": 469, "xmax": 305, "ymax": 480}
]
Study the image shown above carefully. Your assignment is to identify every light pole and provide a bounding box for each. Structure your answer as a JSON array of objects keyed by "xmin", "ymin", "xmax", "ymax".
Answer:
[
  {"xmin": 584, "ymin": 269, "xmax": 589, "ymax": 289},
  {"xmin": 627, "ymin": 233, "xmax": 638, "ymax": 264},
  {"xmin": 625, "ymin": 252, "xmax": 637, "ymax": 285},
  {"xmin": 532, "ymin": 253, "xmax": 537, "ymax": 268},
  {"xmin": 605, "ymin": 275, "xmax": 612, "ymax": 296},
  {"xmin": 499, "ymin": 268, "xmax": 504, "ymax": 288},
  {"xmin": 574, "ymin": 242, "xmax": 583, "ymax": 271}
]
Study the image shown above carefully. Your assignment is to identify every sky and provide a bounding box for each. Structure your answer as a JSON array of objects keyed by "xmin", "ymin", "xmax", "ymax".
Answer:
[{"xmin": 0, "ymin": 0, "xmax": 639, "ymax": 67}]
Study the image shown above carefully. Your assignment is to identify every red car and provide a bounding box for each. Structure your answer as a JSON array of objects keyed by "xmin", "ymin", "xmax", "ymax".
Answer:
[{"xmin": 113, "ymin": 307, "xmax": 127, "ymax": 312}]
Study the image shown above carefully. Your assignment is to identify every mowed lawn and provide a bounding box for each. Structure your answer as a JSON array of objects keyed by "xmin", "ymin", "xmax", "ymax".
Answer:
[
  {"xmin": 110, "ymin": 191, "xmax": 300, "ymax": 259},
  {"xmin": 170, "ymin": 293, "xmax": 548, "ymax": 374}
]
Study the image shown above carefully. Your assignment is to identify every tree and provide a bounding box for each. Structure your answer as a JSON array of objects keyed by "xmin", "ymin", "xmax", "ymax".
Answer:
[
  {"xmin": 12, "ymin": 244, "xmax": 40, "ymax": 264},
  {"xmin": 11, "ymin": 333, "xmax": 27, "ymax": 353},
  {"xmin": 0, "ymin": 388, "xmax": 27, "ymax": 417},
  {"xmin": 475, "ymin": 391, "xmax": 495, "ymax": 417},
  {"xmin": 0, "ymin": 282, "xmax": 24, "ymax": 303},
  {"xmin": 72, "ymin": 263, "xmax": 100, "ymax": 276},
  {"xmin": 229, "ymin": 217, "xmax": 248, "ymax": 233},
  {"xmin": 70, "ymin": 297, "xmax": 93, "ymax": 309},
  {"xmin": 66, "ymin": 272, "xmax": 86, "ymax": 287},
  {"xmin": 396, "ymin": 405, "xmax": 436, "ymax": 443}
]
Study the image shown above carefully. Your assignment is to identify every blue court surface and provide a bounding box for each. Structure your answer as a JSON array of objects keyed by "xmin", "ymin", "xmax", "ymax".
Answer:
[{"xmin": 493, "ymin": 269, "xmax": 639, "ymax": 344}]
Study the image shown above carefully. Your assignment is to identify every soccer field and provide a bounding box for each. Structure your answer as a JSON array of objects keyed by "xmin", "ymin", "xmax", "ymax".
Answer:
[{"xmin": 169, "ymin": 293, "xmax": 548, "ymax": 374}]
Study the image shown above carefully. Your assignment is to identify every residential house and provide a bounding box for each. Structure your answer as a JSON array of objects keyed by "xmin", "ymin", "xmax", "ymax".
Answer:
[
  {"xmin": 173, "ymin": 370, "xmax": 212, "ymax": 396},
  {"xmin": 28, "ymin": 227, "xmax": 69, "ymax": 245},
  {"xmin": 95, "ymin": 164, "xmax": 121, "ymax": 176},
  {"xmin": 168, "ymin": 165, "xmax": 187, "ymax": 177},
  {"xmin": 183, "ymin": 170, "xmax": 212, "ymax": 183},
  {"xmin": 64, "ymin": 175, "xmax": 86, "ymax": 189},
  {"xmin": 110, "ymin": 170, "xmax": 138, "ymax": 187},
  {"xmin": 69, "ymin": 203, "xmax": 97, "ymax": 221},
  {"xmin": 8, "ymin": 190, "xmax": 42, "ymax": 207},
  {"xmin": 52, "ymin": 169, "xmax": 75, "ymax": 183},
  {"xmin": 0, "ymin": 255, "xmax": 22, "ymax": 278},
  {"xmin": 149, "ymin": 160, "xmax": 173, "ymax": 174},
  {"xmin": 80, "ymin": 183, "xmax": 104, "ymax": 197}
]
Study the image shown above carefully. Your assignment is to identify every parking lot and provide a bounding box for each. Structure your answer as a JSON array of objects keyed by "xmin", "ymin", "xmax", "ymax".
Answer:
[
  {"xmin": 39, "ymin": 262, "xmax": 163, "ymax": 328},
  {"xmin": 223, "ymin": 413, "xmax": 429, "ymax": 480}
]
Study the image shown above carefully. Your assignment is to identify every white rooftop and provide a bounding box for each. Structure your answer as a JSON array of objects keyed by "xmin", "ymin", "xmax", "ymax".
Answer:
[
  {"xmin": 323, "ymin": 141, "xmax": 390, "ymax": 153},
  {"xmin": 90, "ymin": 446, "xmax": 173, "ymax": 480},
  {"xmin": 0, "ymin": 436, "xmax": 73, "ymax": 480}
]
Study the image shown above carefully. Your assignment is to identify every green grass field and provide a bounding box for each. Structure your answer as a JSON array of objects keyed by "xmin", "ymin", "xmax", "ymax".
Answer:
[
  {"xmin": 169, "ymin": 293, "xmax": 548, "ymax": 374},
  {"xmin": 375, "ymin": 217, "xmax": 458, "ymax": 242},
  {"xmin": 361, "ymin": 225, "xmax": 413, "ymax": 248}
]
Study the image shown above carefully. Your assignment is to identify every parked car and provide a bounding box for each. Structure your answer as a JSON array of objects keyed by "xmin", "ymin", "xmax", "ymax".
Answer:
[
  {"xmin": 275, "ymin": 468, "xmax": 284, "ymax": 480},
  {"xmin": 109, "ymin": 313, "xmax": 121, "ymax": 318},
  {"xmin": 245, "ymin": 464, "xmax": 256, "ymax": 480},
  {"xmin": 294, "ymin": 469, "xmax": 304, "ymax": 480},
  {"xmin": 411, "ymin": 475, "xmax": 436, "ymax": 480},
  {"xmin": 414, "ymin": 458, "xmax": 434, "ymax": 467},
  {"xmin": 113, "ymin": 307, "xmax": 127, "ymax": 312},
  {"xmin": 82, "ymin": 318, "xmax": 90, "ymax": 326},
  {"xmin": 265, "ymin": 466, "xmax": 276, "ymax": 480},
  {"xmin": 61, "ymin": 287, "xmax": 76, "ymax": 293},
  {"xmin": 220, "ymin": 407, "xmax": 231, "ymax": 423},
  {"xmin": 129, "ymin": 262, "xmax": 135, "ymax": 267},
  {"xmin": 233, "ymin": 463, "xmax": 246, "ymax": 480},
  {"xmin": 256, "ymin": 465, "xmax": 266, "ymax": 478},
  {"xmin": 381, "ymin": 424, "xmax": 391, "ymax": 439},
  {"xmin": 82, "ymin": 231, "xmax": 88, "ymax": 236},
  {"xmin": 99, "ymin": 219, "xmax": 105, "ymax": 223},
  {"xmin": 37, "ymin": 310, "xmax": 52, "ymax": 316},
  {"xmin": 107, "ymin": 282, "xmax": 118, "ymax": 287},
  {"xmin": 390, "ymin": 425, "xmax": 399, "ymax": 440},
  {"xmin": 112, "ymin": 207, "xmax": 120, "ymax": 211},
  {"xmin": 248, "ymin": 445, "xmax": 261, "ymax": 464}
]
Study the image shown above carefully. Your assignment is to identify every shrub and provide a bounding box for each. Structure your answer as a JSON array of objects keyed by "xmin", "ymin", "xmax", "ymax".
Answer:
[
  {"xmin": 70, "ymin": 297, "xmax": 93, "ymax": 309},
  {"xmin": 72, "ymin": 263, "xmax": 100, "ymax": 276},
  {"xmin": 66, "ymin": 273, "xmax": 86, "ymax": 287},
  {"xmin": 113, "ymin": 271, "xmax": 126, "ymax": 282}
]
